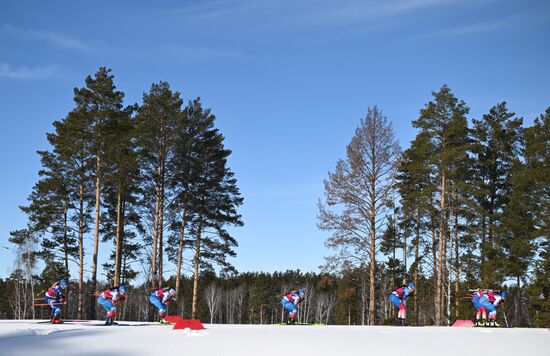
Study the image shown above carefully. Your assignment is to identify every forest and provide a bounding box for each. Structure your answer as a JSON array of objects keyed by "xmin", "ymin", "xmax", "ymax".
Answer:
[{"xmin": 2, "ymin": 68, "xmax": 548, "ymax": 328}]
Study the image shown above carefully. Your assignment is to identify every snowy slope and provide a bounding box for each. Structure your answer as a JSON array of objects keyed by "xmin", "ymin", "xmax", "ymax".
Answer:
[{"xmin": 0, "ymin": 320, "xmax": 548, "ymax": 356}]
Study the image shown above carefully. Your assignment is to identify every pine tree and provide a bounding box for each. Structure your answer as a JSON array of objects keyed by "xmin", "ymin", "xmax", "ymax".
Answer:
[
  {"xmin": 520, "ymin": 107, "xmax": 550, "ymax": 326},
  {"xmin": 100, "ymin": 103, "xmax": 140, "ymax": 286},
  {"xmin": 184, "ymin": 98, "xmax": 244, "ymax": 319},
  {"xmin": 73, "ymin": 67, "xmax": 126, "ymax": 318},
  {"xmin": 469, "ymin": 102, "xmax": 523, "ymax": 286},
  {"xmin": 412, "ymin": 85, "xmax": 469, "ymax": 325},
  {"xmin": 22, "ymin": 108, "xmax": 95, "ymax": 317},
  {"xmin": 396, "ymin": 131, "xmax": 435, "ymax": 325},
  {"xmin": 166, "ymin": 97, "xmax": 208, "ymax": 303},
  {"xmin": 20, "ymin": 149, "xmax": 77, "ymax": 277},
  {"xmin": 135, "ymin": 81, "xmax": 182, "ymax": 289}
]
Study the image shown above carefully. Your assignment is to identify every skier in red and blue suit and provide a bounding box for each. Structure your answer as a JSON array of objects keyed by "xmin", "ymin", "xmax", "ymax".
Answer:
[
  {"xmin": 281, "ymin": 289, "xmax": 305, "ymax": 325},
  {"xmin": 479, "ymin": 289, "xmax": 507, "ymax": 327},
  {"xmin": 390, "ymin": 282, "xmax": 415, "ymax": 326},
  {"xmin": 149, "ymin": 287, "xmax": 177, "ymax": 323},
  {"xmin": 471, "ymin": 289, "xmax": 487, "ymax": 326},
  {"xmin": 44, "ymin": 278, "xmax": 68, "ymax": 324},
  {"xmin": 97, "ymin": 285, "xmax": 126, "ymax": 325}
]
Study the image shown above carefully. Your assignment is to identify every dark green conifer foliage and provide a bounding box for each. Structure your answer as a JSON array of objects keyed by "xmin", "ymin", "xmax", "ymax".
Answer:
[
  {"xmin": 469, "ymin": 102, "xmax": 523, "ymax": 286},
  {"xmin": 20, "ymin": 149, "xmax": 77, "ymax": 277},
  {"xmin": 166, "ymin": 97, "xmax": 209, "ymax": 302},
  {"xmin": 135, "ymin": 81, "xmax": 182, "ymax": 289},
  {"xmin": 73, "ymin": 67, "xmax": 126, "ymax": 318},
  {"xmin": 396, "ymin": 131, "xmax": 435, "ymax": 325},
  {"xmin": 412, "ymin": 85, "xmax": 470, "ymax": 325},
  {"xmin": 519, "ymin": 108, "xmax": 550, "ymax": 327},
  {"xmin": 100, "ymin": 102, "xmax": 141, "ymax": 286},
  {"xmin": 21, "ymin": 107, "xmax": 95, "ymax": 317},
  {"xmin": 184, "ymin": 98, "xmax": 244, "ymax": 318}
]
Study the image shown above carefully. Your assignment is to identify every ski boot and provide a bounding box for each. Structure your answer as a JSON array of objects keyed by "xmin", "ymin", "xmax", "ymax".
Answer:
[
  {"xmin": 105, "ymin": 317, "xmax": 113, "ymax": 326},
  {"xmin": 51, "ymin": 316, "xmax": 63, "ymax": 324},
  {"xmin": 159, "ymin": 318, "xmax": 170, "ymax": 324},
  {"xmin": 287, "ymin": 318, "xmax": 296, "ymax": 325},
  {"xmin": 400, "ymin": 318, "xmax": 409, "ymax": 326}
]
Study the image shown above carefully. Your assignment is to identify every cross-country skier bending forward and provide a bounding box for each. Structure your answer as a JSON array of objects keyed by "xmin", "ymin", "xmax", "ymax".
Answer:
[
  {"xmin": 150, "ymin": 287, "xmax": 177, "ymax": 323},
  {"xmin": 97, "ymin": 285, "xmax": 127, "ymax": 325},
  {"xmin": 471, "ymin": 289, "xmax": 488, "ymax": 326},
  {"xmin": 479, "ymin": 289, "xmax": 507, "ymax": 327},
  {"xmin": 281, "ymin": 289, "xmax": 305, "ymax": 325},
  {"xmin": 390, "ymin": 282, "xmax": 415, "ymax": 326},
  {"xmin": 44, "ymin": 278, "xmax": 68, "ymax": 324}
]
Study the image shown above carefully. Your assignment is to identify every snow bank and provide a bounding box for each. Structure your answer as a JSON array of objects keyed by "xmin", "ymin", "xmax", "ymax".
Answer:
[{"xmin": 0, "ymin": 320, "xmax": 547, "ymax": 356}]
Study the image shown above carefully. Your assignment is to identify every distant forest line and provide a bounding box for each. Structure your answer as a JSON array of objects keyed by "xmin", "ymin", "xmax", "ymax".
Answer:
[{"xmin": 2, "ymin": 67, "xmax": 548, "ymax": 327}]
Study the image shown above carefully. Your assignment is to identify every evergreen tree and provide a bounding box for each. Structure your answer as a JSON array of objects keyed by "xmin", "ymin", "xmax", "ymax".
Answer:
[
  {"xmin": 22, "ymin": 108, "xmax": 94, "ymax": 317},
  {"xmin": 166, "ymin": 97, "xmax": 207, "ymax": 302},
  {"xmin": 469, "ymin": 102, "xmax": 523, "ymax": 286},
  {"xmin": 396, "ymin": 131, "xmax": 435, "ymax": 325},
  {"xmin": 100, "ymin": 103, "xmax": 141, "ymax": 286},
  {"xmin": 411, "ymin": 85, "xmax": 469, "ymax": 325},
  {"xmin": 135, "ymin": 81, "xmax": 182, "ymax": 289},
  {"xmin": 520, "ymin": 108, "xmax": 550, "ymax": 326},
  {"xmin": 73, "ymin": 67, "xmax": 126, "ymax": 318},
  {"xmin": 20, "ymin": 150, "xmax": 77, "ymax": 277},
  {"xmin": 185, "ymin": 98, "xmax": 243, "ymax": 318}
]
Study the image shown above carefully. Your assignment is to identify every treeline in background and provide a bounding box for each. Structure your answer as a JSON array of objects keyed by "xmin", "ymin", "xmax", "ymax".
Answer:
[{"xmin": 1, "ymin": 68, "xmax": 548, "ymax": 327}]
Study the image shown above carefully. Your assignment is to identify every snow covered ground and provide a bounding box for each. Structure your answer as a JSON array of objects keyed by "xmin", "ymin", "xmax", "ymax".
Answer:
[{"xmin": 0, "ymin": 320, "xmax": 548, "ymax": 356}]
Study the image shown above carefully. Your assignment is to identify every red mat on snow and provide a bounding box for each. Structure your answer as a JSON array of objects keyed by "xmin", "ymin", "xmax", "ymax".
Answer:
[
  {"xmin": 453, "ymin": 320, "xmax": 475, "ymax": 327},
  {"xmin": 164, "ymin": 316, "xmax": 206, "ymax": 330}
]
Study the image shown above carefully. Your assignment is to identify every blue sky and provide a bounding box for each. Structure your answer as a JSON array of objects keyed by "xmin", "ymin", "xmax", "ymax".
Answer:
[{"xmin": 0, "ymin": 0, "xmax": 549, "ymax": 281}]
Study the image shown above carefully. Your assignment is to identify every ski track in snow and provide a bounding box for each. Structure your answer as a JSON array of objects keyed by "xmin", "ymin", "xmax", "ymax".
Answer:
[{"xmin": 0, "ymin": 320, "xmax": 548, "ymax": 356}]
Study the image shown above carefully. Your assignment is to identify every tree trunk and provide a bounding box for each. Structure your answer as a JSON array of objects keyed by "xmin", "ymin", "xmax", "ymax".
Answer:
[
  {"xmin": 414, "ymin": 210, "xmax": 420, "ymax": 326},
  {"xmin": 454, "ymin": 211, "xmax": 460, "ymax": 320},
  {"xmin": 481, "ymin": 214, "xmax": 486, "ymax": 284},
  {"xmin": 403, "ymin": 226, "xmax": 407, "ymax": 274},
  {"xmin": 90, "ymin": 155, "xmax": 101, "ymax": 319},
  {"xmin": 175, "ymin": 207, "xmax": 186, "ymax": 300},
  {"xmin": 78, "ymin": 182, "xmax": 84, "ymax": 319},
  {"xmin": 151, "ymin": 171, "xmax": 161, "ymax": 289},
  {"xmin": 368, "ymin": 160, "xmax": 376, "ymax": 326},
  {"xmin": 361, "ymin": 269, "xmax": 366, "ymax": 326},
  {"xmin": 436, "ymin": 171, "xmax": 446, "ymax": 325},
  {"xmin": 431, "ymin": 211, "xmax": 437, "ymax": 321},
  {"xmin": 192, "ymin": 219, "xmax": 203, "ymax": 319},
  {"xmin": 114, "ymin": 187, "xmax": 123, "ymax": 286},
  {"xmin": 62, "ymin": 201, "xmax": 69, "ymax": 274},
  {"xmin": 158, "ymin": 177, "xmax": 165, "ymax": 286}
]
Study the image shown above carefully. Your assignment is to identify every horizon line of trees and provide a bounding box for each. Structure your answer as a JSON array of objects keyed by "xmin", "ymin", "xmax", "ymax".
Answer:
[
  {"xmin": 5, "ymin": 67, "xmax": 243, "ymax": 321},
  {"xmin": 2, "ymin": 77, "xmax": 548, "ymax": 327},
  {"xmin": 319, "ymin": 86, "xmax": 549, "ymax": 327}
]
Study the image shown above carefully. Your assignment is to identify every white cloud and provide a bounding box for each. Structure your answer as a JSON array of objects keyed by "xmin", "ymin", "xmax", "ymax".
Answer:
[
  {"xmin": 170, "ymin": 0, "xmax": 457, "ymax": 27},
  {"xmin": 412, "ymin": 19, "xmax": 509, "ymax": 39},
  {"xmin": 0, "ymin": 24, "xmax": 92, "ymax": 51},
  {"xmin": 0, "ymin": 63, "xmax": 61, "ymax": 79}
]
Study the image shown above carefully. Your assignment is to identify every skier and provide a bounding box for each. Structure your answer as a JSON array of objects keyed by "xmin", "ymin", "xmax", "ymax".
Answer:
[
  {"xmin": 390, "ymin": 282, "xmax": 415, "ymax": 326},
  {"xmin": 471, "ymin": 289, "xmax": 488, "ymax": 326},
  {"xmin": 97, "ymin": 285, "xmax": 127, "ymax": 325},
  {"xmin": 149, "ymin": 287, "xmax": 177, "ymax": 323},
  {"xmin": 44, "ymin": 278, "xmax": 69, "ymax": 324},
  {"xmin": 479, "ymin": 289, "xmax": 507, "ymax": 327},
  {"xmin": 281, "ymin": 289, "xmax": 305, "ymax": 325}
]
